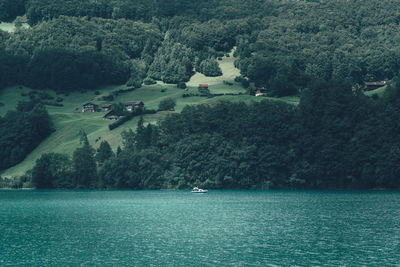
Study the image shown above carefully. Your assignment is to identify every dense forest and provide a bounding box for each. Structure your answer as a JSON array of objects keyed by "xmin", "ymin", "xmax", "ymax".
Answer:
[
  {"xmin": 22, "ymin": 79, "xmax": 400, "ymax": 190},
  {"xmin": 0, "ymin": 100, "xmax": 53, "ymax": 171},
  {"xmin": 2, "ymin": 0, "xmax": 400, "ymax": 93}
]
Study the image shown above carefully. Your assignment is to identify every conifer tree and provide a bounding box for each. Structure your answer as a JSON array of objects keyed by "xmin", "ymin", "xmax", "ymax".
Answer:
[{"xmin": 72, "ymin": 130, "xmax": 97, "ymax": 188}]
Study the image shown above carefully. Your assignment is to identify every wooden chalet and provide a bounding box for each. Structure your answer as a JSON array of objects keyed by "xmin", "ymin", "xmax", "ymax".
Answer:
[
  {"xmin": 82, "ymin": 102, "xmax": 98, "ymax": 112},
  {"xmin": 102, "ymin": 104, "xmax": 112, "ymax": 111},
  {"xmin": 364, "ymin": 81, "xmax": 386, "ymax": 91},
  {"xmin": 124, "ymin": 101, "xmax": 144, "ymax": 111},
  {"xmin": 103, "ymin": 110, "xmax": 119, "ymax": 120},
  {"xmin": 255, "ymin": 87, "xmax": 267, "ymax": 96}
]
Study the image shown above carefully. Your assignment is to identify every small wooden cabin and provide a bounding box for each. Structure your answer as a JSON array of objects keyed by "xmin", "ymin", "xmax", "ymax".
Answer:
[
  {"xmin": 255, "ymin": 87, "xmax": 267, "ymax": 96},
  {"xmin": 124, "ymin": 101, "xmax": 144, "ymax": 111},
  {"xmin": 103, "ymin": 110, "xmax": 119, "ymax": 120},
  {"xmin": 82, "ymin": 102, "xmax": 98, "ymax": 112},
  {"xmin": 102, "ymin": 104, "xmax": 112, "ymax": 111}
]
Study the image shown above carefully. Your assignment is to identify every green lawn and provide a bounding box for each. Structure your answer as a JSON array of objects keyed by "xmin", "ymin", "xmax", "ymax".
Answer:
[{"xmin": 0, "ymin": 50, "xmax": 299, "ymax": 178}]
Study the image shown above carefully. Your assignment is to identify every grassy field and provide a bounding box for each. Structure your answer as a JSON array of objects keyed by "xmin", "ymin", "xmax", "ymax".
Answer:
[
  {"xmin": 0, "ymin": 22, "xmax": 29, "ymax": 33},
  {"xmin": 364, "ymin": 85, "xmax": 387, "ymax": 97},
  {"xmin": 0, "ymin": 54, "xmax": 299, "ymax": 178}
]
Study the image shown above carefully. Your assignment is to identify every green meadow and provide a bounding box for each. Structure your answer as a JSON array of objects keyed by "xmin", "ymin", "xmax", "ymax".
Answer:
[{"xmin": 0, "ymin": 22, "xmax": 30, "ymax": 33}]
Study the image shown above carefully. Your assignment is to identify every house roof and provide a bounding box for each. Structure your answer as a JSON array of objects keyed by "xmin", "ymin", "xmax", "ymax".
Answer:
[
  {"xmin": 199, "ymin": 84, "xmax": 209, "ymax": 87},
  {"xmin": 102, "ymin": 104, "xmax": 112, "ymax": 108},
  {"xmin": 365, "ymin": 81, "xmax": 386, "ymax": 86},
  {"xmin": 125, "ymin": 101, "xmax": 144, "ymax": 106},
  {"xmin": 83, "ymin": 102, "xmax": 97, "ymax": 106},
  {"xmin": 103, "ymin": 110, "xmax": 118, "ymax": 118}
]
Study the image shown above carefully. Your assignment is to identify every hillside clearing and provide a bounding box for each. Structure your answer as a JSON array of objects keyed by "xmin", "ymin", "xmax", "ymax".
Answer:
[{"xmin": 0, "ymin": 49, "xmax": 299, "ymax": 178}]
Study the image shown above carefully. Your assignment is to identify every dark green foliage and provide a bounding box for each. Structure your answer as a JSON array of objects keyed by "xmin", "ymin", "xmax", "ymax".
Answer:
[
  {"xmin": 158, "ymin": 98, "xmax": 176, "ymax": 111},
  {"xmin": 126, "ymin": 60, "xmax": 147, "ymax": 88},
  {"xmin": 0, "ymin": 50, "xmax": 28, "ymax": 90},
  {"xmin": 198, "ymin": 86, "xmax": 211, "ymax": 97},
  {"xmin": 96, "ymin": 140, "xmax": 114, "ymax": 164},
  {"xmin": 72, "ymin": 131, "xmax": 97, "ymax": 188},
  {"xmin": 111, "ymin": 102, "xmax": 126, "ymax": 116},
  {"xmin": 0, "ymin": 0, "xmax": 26, "ymax": 22},
  {"xmin": 143, "ymin": 77, "xmax": 157, "ymax": 85},
  {"xmin": 3, "ymin": 0, "xmax": 400, "ymax": 96},
  {"xmin": 99, "ymin": 100, "xmax": 297, "ymax": 189},
  {"xmin": 31, "ymin": 153, "xmax": 73, "ymax": 188},
  {"xmin": 108, "ymin": 109, "xmax": 157, "ymax": 130},
  {"xmin": 198, "ymin": 58, "xmax": 222, "ymax": 77},
  {"xmin": 149, "ymin": 41, "xmax": 194, "ymax": 83},
  {"xmin": 25, "ymin": 48, "xmax": 129, "ymax": 91},
  {"xmin": 177, "ymin": 82, "xmax": 187, "ymax": 89},
  {"xmin": 0, "ymin": 101, "xmax": 53, "ymax": 170}
]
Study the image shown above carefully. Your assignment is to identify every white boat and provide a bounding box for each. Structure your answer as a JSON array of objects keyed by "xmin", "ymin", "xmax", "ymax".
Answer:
[{"xmin": 191, "ymin": 187, "xmax": 208, "ymax": 193}]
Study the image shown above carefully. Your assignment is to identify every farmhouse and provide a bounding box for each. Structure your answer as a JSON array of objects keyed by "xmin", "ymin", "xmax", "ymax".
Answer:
[
  {"xmin": 103, "ymin": 110, "xmax": 119, "ymax": 120},
  {"xmin": 82, "ymin": 102, "xmax": 98, "ymax": 112},
  {"xmin": 255, "ymin": 87, "xmax": 267, "ymax": 96},
  {"xmin": 102, "ymin": 104, "xmax": 112, "ymax": 111},
  {"xmin": 124, "ymin": 101, "xmax": 144, "ymax": 111},
  {"xmin": 364, "ymin": 81, "xmax": 386, "ymax": 91}
]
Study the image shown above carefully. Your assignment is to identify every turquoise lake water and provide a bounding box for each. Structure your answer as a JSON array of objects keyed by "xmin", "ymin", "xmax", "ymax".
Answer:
[{"xmin": 0, "ymin": 190, "xmax": 399, "ymax": 266}]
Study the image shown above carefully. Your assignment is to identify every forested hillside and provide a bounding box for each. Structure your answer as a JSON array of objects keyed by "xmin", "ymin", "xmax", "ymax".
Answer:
[
  {"xmin": 1, "ymin": 0, "xmax": 400, "ymax": 189},
  {"xmin": 2, "ymin": 0, "xmax": 400, "ymax": 94},
  {"xmin": 26, "ymin": 79, "xmax": 400, "ymax": 190}
]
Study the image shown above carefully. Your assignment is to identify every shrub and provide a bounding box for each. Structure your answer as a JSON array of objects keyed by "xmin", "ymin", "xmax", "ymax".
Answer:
[
  {"xmin": 143, "ymin": 77, "xmax": 157, "ymax": 85},
  {"xmin": 235, "ymin": 76, "xmax": 249, "ymax": 88},
  {"xmin": 223, "ymin": 80, "xmax": 233, "ymax": 86},
  {"xmin": 177, "ymin": 82, "xmax": 187, "ymax": 89},
  {"xmin": 158, "ymin": 98, "xmax": 176, "ymax": 111},
  {"xmin": 198, "ymin": 59, "xmax": 222, "ymax": 77},
  {"xmin": 43, "ymin": 101, "xmax": 63, "ymax": 107},
  {"xmin": 109, "ymin": 109, "xmax": 157, "ymax": 130},
  {"xmin": 39, "ymin": 92, "xmax": 54, "ymax": 100}
]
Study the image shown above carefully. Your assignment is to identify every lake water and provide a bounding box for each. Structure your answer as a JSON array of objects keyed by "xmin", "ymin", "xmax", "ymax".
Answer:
[{"xmin": 0, "ymin": 190, "xmax": 399, "ymax": 266}]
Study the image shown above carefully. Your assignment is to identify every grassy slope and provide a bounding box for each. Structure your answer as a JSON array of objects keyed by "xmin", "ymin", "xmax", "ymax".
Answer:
[
  {"xmin": 364, "ymin": 85, "xmax": 387, "ymax": 97},
  {"xmin": 0, "ymin": 22, "xmax": 30, "ymax": 33},
  {"xmin": 0, "ymin": 51, "xmax": 299, "ymax": 177}
]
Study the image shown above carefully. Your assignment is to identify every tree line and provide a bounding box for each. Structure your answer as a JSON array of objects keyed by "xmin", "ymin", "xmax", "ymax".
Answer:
[
  {"xmin": 0, "ymin": 100, "xmax": 53, "ymax": 171},
  {"xmin": 26, "ymin": 79, "xmax": 400, "ymax": 189}
]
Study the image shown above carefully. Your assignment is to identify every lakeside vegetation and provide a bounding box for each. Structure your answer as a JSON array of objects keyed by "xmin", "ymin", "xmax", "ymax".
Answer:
[{"xmin": 2, "ymin": 78, "xmax": 400, "ymax": 190}]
